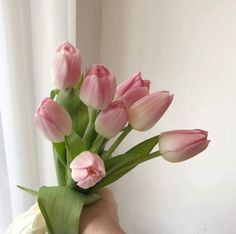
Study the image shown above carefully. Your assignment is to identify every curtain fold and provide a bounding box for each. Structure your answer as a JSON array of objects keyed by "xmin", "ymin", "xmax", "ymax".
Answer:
[
  {"xmin": 1, "ymin": 0, "xmax": 39, "ymax": 217},
  {"xmin": 0, "ymin": 0, "xmax": 77, "ymax": 231}
]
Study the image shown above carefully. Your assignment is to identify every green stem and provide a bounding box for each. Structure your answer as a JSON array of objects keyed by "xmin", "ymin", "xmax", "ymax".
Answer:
[
  {"xmin": 83, "ymin": 109, "xmax": 98, "ymax": 149},
  {"xmin": 64, "ymin": 136, "xmax": 75, "ymax": 187},
  {"xmin": 53, "ymin": 149, "xmax": 66, "ymax": 186},
  {"xmin": 148, "ymin": 150, "xmax": 161, "ymax": 159},
  {"xmin": 90, "ymin": 109, "xmax": 98, "ymax": 124},
  {"xmin": 64, "ymin": 136, "xmax": 72, "ymax": 163},
  {"xmin": 90, "ymin": 135, "xmax": 106, "ymax": 153},
  {"xmin": 102, "ymin": 125, "xmax": 132, "ymax": 161}
]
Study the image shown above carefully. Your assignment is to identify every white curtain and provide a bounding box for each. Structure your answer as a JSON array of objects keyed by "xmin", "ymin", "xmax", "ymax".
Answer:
[
  {"xmin": 1, "ymin": 1, "xmax": 236, "ymax": 234},
  {"xmin": 0, "ymin": 0, "xmax": 77, "ymax": 231}
]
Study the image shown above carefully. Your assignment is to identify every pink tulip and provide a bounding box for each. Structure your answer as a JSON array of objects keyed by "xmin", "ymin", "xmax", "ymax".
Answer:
[
  {"xmin": 159, "ymin": 129, "xmax": 210, "ymax": 162},
  {"xmin": 79, "ymin": 64, "xmax": 116, "ymax": 110},
  {"xmin": 95, "ymin": 101, "xmax": 128, "ymax": 139},
  {"xmin": 34, "ymin": 97, "xmax": 72, "ymax": 142},
  {"xmin": 70, "ymin": 151, "xmax": 106, "ymax": 189},
  {"xmin": 128, "ymin": 91, "xmax": 173, "ymax": 131},
  {"xmin": 115, "ymin": 72, "xmax": 150, "ymax": 108},
  {"xmin": 51, "ymin": 41, "xmax": 82, "ymax": 89}
]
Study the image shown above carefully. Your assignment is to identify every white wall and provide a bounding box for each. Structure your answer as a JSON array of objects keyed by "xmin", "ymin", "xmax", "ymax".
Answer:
[{"xmin": 100, "ymin": 1, "xmax": 236, "ymax": 234}]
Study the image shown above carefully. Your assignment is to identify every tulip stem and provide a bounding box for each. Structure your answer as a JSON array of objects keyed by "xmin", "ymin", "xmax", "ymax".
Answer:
[
  {"xmin": 148, "ymin": 150, "xmax": 161, "ymax": 159},
  {"xmin": 102, "ymin": 125, "xmax": 132, "ymax": 161},
  {"xmin": 90, "ymin": 135, "xmax": 107, "ymax": 153},
  {"xmin": 83, "ymin": 109, "xmax": 98, "ymax": 149},
  {"xmin": 90, "ymin": 109, "xmax": 98, "ymax": 124}
]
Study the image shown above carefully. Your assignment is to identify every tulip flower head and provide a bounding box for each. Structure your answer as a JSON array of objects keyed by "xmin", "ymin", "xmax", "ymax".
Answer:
[
  {"xmin": 128, "ymin": 91, "xmax": 174, "ymax": 131},
  {"xmin": 159, "ymin": 129, "xmax": 210, "ymax": 162},
  {"xmin": 34, "ymin": 97, "xmax": 72, "ymax": 142},
  {"xmin": 115, "ymin": 72, "xmax": 150, "ymax": 108},
  {"xmin": 70, "ymin": 151, "xmax": 106, "ymax": 189},
  {"xmin": 80, "ymin": 64, "xmax": 116, "ymax": 110},
  {"xmin": 51, "ymin": 41, "xmax": 82, "ymax": 89},
  {"xmin": 95, "ymin": 101, "xmax": 128, "ymax": 139}
]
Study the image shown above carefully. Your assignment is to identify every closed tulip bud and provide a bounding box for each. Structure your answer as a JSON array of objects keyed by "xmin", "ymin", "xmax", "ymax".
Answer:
[
  {"xmin": 128, "ymin": 91, "xmax": 173, "ymax": 131},
  {"xmin": 95, "ymin": 101, "xmax": 128, "ymax": 139},
  {"xmin": 34, "ymin": 97, "xmax": 72, "ymax": 142},
  {"xmin": 70, "ymin": 151, "xmax": 106, "ymax": 189},
  {"xmin": 51, "ymin": 41, "xmax": 82, "ymax": 89},
  {"xmin": 115, "ymin": 72, "xmax": 150, "ymax": 108},
  {"xmin": 80, "ymin": 64, "xmax": 116, "ymax": 110},
  {"xmin": 159, "ymin": 129, "xmax": 210, "ymax": 162}
]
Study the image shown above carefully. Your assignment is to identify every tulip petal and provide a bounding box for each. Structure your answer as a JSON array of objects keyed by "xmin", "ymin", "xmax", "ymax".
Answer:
[
  {"xmin": 118, "ymin": 87, "xmax": 149, "ymax": 108},
  {"xmin": 95, "ymin": 101, "xmax": 128, "ymax": 139},
  {"xmin": 52, "ymin": 42, "xmax": 82, "ymax": 89},
  {"xmin": 162, "ymin": 140, "xmax": 210, "ymax": 162},
  {"xmin": 77, "ymin": 176, "xmax": 102, "ymax": 189},
  {"xmin": 70, "ymin": 151, "xmax": 96, "ymax": 169},
  {"xmin": 128, "ymin": 91, "xmax": 173, "ymax": 131},
  {"xmin": 34, "ymin": 115, "xmax": 65, "ymax": 142},
  {"xmin": 159, "ymin": 130, "xmax": 208, "ymax": 153},
  {"xmin": 71, "ymin": 169, "xmax": 88, "ymax": 181},
  {"xmin": 70, "ymin": 151, "xmax": 106, "ymax": 189},
  {"xmin": 80, "ymin": 65, "xmax": 116, "ymax": 110},
  {"xmin": 51, "ymin": 53, "xmax": 69, "ymax": 89},
  {"xmin": 34, "ymin": 98, "xmax": 72, "ymax": 142}
]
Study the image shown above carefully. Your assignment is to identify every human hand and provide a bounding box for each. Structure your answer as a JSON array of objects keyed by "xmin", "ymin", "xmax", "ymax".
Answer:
[{"xmin": 80, "ymin": 188, "xmax": 125, "ymax": 234}]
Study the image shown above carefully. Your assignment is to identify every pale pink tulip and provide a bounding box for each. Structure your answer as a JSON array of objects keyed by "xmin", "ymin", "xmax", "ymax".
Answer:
[
  {"xmin": 34, "ymin": 97, "xmax": 72, "ymax": 142},
  {"xmin": 95, "ymin": 101, "xmax": 128, "ymax": 139},
  {"xmin": 128, "ymin": 91, "xmax": 173, "ymax": 131},
  {"xmin": 79, "ymin": 64, "xmax": 116, "ymax": 110},
  {"xmin": 51, "ymin": 41, "xmax": 82, "ymax": 89},
  {"xmin": 70, "ymin": 151, "xmax": 106, "ymax": 189},
  {"xmin": 115, "ymin": 72, "xmax": 150, "ymax": 108},
  {"xmin": 159, "ymin": 129, "xmax": 210, "ymax": 162}
]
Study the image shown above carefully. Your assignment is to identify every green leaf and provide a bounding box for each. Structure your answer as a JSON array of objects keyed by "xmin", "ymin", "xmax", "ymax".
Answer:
[
  {"xmin": 53, "ymin": 143, "xmax": 66, "ymax": 186},
  {"xmin": 55, "ymin": 89, "xmax": 80, "ymax": 115},
  {"xmin": 90, "ymin": 166, "xmax": 135, "ymax": 192},
  {"xmin": 89, "ymin": 152, "xmax": 141, "ymax": 192},
  {"xmin": 90, "ymin": 135, "xmax": 160, "ymax": 191},
  {"xmin": 67, "ymin": 131, "xmax": 86, "ymax": 159},
  {"xmin": 74, "ymin": 101, "xmax": 89, "ymax": 138},
  {"xmin": 90, "ymin": 150, "xmax": 161, "ymax": 192},
  {"xmin": 38, "ymin": 186, "xmax": 97, "ymax": 234},
  {"xmin": 17, "ymin": 185, "xmax": 38, "ymax": 196},
  {"xmin": 50, "ymin": 89, "xmax": 60, "ymax": 99},
  {"xmin": 126, "ymin": 135, "xmax": 159, "ymax": 154},
  {"xmin": 53, "ymin": 142, "xmax": 66, "ymax": 166},
  {"xmin": 55, "ymin": 89, "xmax": 89, "ymax": 138},
  {"xmin": 105, "ymin": 135, "xmax": 160, "ymax": 173},
  {"xmin": 84, "ymin": 193, "xmax": 101, "ymax": 206}
]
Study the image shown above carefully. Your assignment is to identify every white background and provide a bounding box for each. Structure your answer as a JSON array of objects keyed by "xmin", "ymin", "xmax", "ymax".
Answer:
[
  {"xmin": 99, "ymin": 1, "xmax": 236, "ymax": 233},
  {"xmin": 1, "ymin": 1, "xmax": 236, "ymax": 233}
]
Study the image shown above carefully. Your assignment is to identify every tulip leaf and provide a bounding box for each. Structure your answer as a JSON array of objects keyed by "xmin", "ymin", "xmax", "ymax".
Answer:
[
  {"xmin": 67, "ymin": 131, "xmax": 86, "ymax": 159},
  {"xmin": 89, "ymin": 151, "xmax": 160, "ymax": 192},
  {"xmin": 53, "ymin": 143, "xmax": 66, "ymax": 186},
  {"xmin": 74, "ymin": 101, "xmax": 89, "ymax": 138},
  {"xmin": 126, "ymin": 135, "xmax": 160, "ymax": 154},
  {"xmin": 17, "ymin": 185, "xmax": 38, "ymax": 196},
  {"xmin": 50, "ymin": 89, "xmax": 60, "ymax": 99},
  {"xmin": 104, "ymin": 135, "xmax": 160, "ymax": 173},
  {"xmin": 55, "ymin": 89, "xmax": 89, "ymax": 138},
  {"xmin": 38, "ymin": 186, "xmax": 98, "ymax": 234},
  {"xmin": 55, "ymin": 89, "xmax": 80, "ymax": 115},
  {"xmin": 53, "ymin": 142, "xmax": 66, "ymax": 166}
]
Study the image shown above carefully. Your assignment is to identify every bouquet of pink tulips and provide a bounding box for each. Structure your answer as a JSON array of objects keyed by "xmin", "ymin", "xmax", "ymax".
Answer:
[{"xmin": 20, "ymin": 42, "xmax": 209, "ymax": 233}]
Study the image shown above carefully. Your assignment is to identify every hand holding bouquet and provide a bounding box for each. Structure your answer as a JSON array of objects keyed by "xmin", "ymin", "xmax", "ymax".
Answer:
[{"xmin": 17, "ymin": 41, "xmax": 209, "ymax": 234}]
